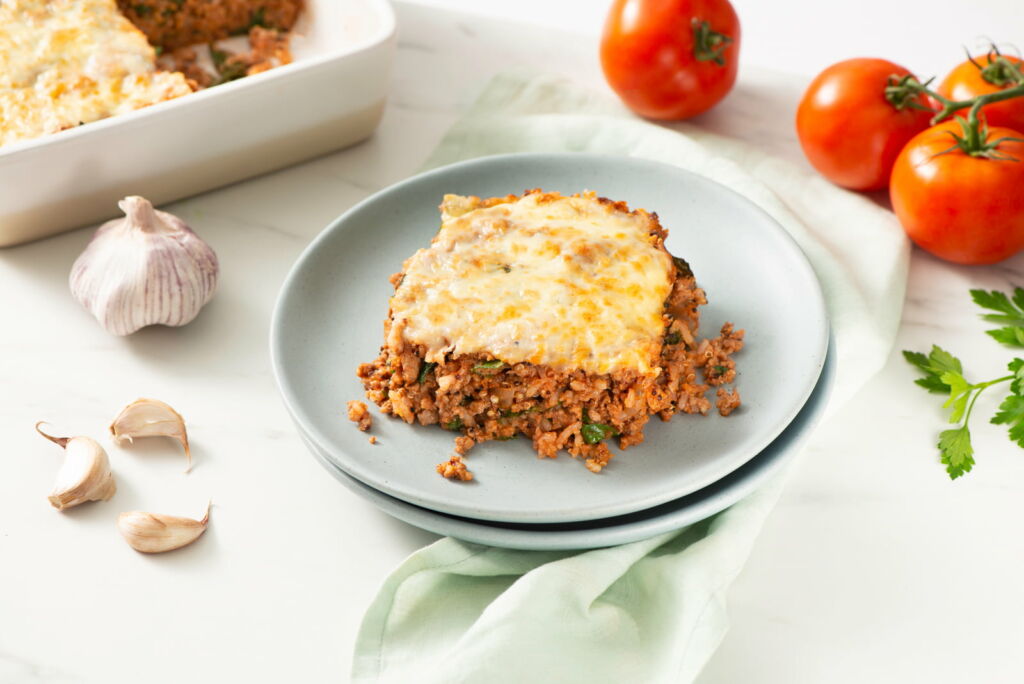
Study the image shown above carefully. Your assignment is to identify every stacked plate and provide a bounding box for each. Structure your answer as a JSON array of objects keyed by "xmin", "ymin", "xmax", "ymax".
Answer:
[{"xmin": 271, "ymin": 154, "xmax": 832, "ymax": 551}]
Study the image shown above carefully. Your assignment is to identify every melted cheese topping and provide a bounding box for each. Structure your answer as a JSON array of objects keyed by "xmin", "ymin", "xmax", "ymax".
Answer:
[
  {"xmin": 390, "ymin": 192, "xmax": 674, "ymax": 376},
  {"xmin": 0, "ymin": 0, "xmax": 192, "ymax": 147}
]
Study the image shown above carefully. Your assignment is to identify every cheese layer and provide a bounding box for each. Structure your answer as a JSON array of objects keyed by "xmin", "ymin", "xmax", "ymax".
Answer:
[
  {"xmin": 0, "ymin": 0, "xmax": 192, "ymax": 147},
  {"xmin": 390, "ymin": 192, "xmax": 674, "ymax": 376}
]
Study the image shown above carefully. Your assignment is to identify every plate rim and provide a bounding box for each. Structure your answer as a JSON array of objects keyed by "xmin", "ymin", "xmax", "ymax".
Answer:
[
  {"xmin": 301, "ymin": 333, "xmax": 835, "ymax": 550},
  {"xmin": 271, "ymin": 151, "xmax": 830, "ymax": 522}
]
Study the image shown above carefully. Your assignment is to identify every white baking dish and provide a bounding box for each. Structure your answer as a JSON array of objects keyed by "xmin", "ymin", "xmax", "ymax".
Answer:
[{"xmin": 0, "ymin": 0, "xmax": 395, "ymax": 247}]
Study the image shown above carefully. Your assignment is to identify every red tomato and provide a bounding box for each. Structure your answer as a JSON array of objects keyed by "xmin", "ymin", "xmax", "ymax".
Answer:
[
  {"xmin": 890, "ymin": 121, "xmax": 1024, "ymax": 265},
  {"xmin": 600, "ymin": 0, "xmax": 740, "ymax": 120},
  {"xmin": 796, "ymin": 58, "xmax": 934, "ymax": 191},
  {"xmin": 937, "ymin": 53, "xmax": 1024, "ymax": 130}
]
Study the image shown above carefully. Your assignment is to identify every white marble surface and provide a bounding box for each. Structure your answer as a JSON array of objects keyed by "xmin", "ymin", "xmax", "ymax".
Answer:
[{"xmin": 2, "ymin": 2, "xmax": 1023, "ymax": 682}]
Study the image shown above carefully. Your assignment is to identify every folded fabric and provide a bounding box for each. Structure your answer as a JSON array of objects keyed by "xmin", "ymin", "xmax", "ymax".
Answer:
[{"xmin": 352, "ymin": 71, "xmax": 909, "ymax": 684}]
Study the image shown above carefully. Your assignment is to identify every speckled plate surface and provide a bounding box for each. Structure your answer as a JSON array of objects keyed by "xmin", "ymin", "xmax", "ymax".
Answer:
[
  {"xmin": 271, "ymin": 153, "xmax": 828, "ymax": 524},
  {"xmin": 299, "ymin": 334, "xmax": 835, "ymax": 550}
]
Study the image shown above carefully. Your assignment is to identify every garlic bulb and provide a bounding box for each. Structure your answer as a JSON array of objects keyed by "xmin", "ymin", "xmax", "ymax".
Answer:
[
  {"xmin": 36, "ymin": 422, "xmax": 117, "ymax": 511},
  {"xmin": 69, "ymin": 196, "xmax": 218, "ymax": 336},
  {"xmin": 110, "ymin": 398, "xmax": 192, "ymax": 472},
  {"xmin": 117, "ymin": 502, "xmax": 210, "ymax": 553}
]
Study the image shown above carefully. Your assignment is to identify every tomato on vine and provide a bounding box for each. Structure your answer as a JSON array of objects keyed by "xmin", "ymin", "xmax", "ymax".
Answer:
[
  {"xmin": 937, "ymin": 49, "xmax": 1024, "ymax": 131},
  {"xmin": 795, "ymin": 58, "xmax": 934, "ymax": 191},
  {"xmin": 890, "ymin": 119, "xmax": 1024, "ymax": 265},
  {"xmin": 601, "ymin": 0, "xmax": 740, "ymax": 120}
]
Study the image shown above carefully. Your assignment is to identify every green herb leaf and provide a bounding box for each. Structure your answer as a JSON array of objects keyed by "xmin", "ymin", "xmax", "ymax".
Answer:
[
  {"xmin": 133, "ymin": 3, "xmax": 153, "ymax": 16},
  {"xmin": 249, "ymin": 6, "xmax": 267, "ymax": 28},
  {"xmin": 443, "ymin": 417, "xmax": 463, "ymax": 431},
  {"xmin": 972, "ymin": 288, "xmax": 1024, "ymax": 346},
  {"xmin": 940, "ymin": 371, "xmax": 973, "ymax": 424},
  {"xmin": 927, "ymin": 345, "xmax": 963, "ymax": 375},
  {"xmin": 581, "ymin": 408, "xmax": 619, "ymax": 444},
  {"xmin": 209, "ymin": 46, "xmax": 246, "ymax": 85},
  {"xmin": 581, "ymin": 422, "xmax": 617, "ymax": 445},
  {"xmin": 210, "ymin": 46, "xmax": 228, "ymax": 69},
  {"xmin": 971, "ymin": 287, "xmax": 1024, "ymax": 322},
  {"xmin": 664, "ymin": 331, "xmax": 682, "ymax": 345},
  {"xmin": 1011, "ymin": 421, "xmax": 1024, "ymax": 448},
  {"xmin": 472, "ymin": 360, "xmax": 504, "ymax": 373},
  {"xmin": 215, "ymin": 64, "xmax": 247, "ymax": 85},
  {"xmin": 991, "ymin": 394, "xmax": 1024, "ymax": 446},
  {"xmin": 938, "ymin": 426, "xmax": 975, "ymax": 479},
  {"xmin": 986, "ymin": 326, "xmax": 1024, "ymax": 348},
  {"xmin": 1009, "ymin": 358, "xmax": 1024, "ymax": 394},
  {"xmin": 904, "ymin": 349, "xmax": 953, "ymax": 393},
  {"xmin": 902, "ymin": 350, "xmax": 932, "ymax": 371},
  {"xmin": 916, "ymin": 374, "xmax": 952, "ymax": 394},
  {"xmin": 902, "ymin": 346, "xmax": 962, "ymax": 394},
  {"xmin": 501, "ymin": 402, "xmax": 562, "ymax": 419},
  {"xmin": 416, "ymin": 361, "xmax": 436, "ymax": 384}
]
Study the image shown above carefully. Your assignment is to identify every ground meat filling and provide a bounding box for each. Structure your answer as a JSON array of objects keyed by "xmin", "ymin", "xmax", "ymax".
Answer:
[
  {"xmin": 118, "ymin": 0, "xmax": 302, "ymax": 50},
  {"xmin": 346, "ymin": 400, "xmax": 372, "ymax": 432},
  {"xmin": 716, "ymin": 388, "xmax": 742, "ymax": 417},
  {"xmin": 357, "ymin": 262, "xmax": 744, "ymax": 475},
  {"xmin": 437, "ymin": 455, "xmax": 473, "ymax": 481}
]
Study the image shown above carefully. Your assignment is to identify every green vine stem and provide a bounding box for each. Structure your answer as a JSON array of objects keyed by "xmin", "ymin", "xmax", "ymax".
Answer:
[
  {"xmin": 886, "ymin": 75, "xmax": 1024, "ymax": 124},
  {"xmin": 963, "ymin": 375, "xmax": 1015, "ymax": 424},
  {"xmin": 885, "ymin": 75, "xmax": 1024, "ymax": 157}
]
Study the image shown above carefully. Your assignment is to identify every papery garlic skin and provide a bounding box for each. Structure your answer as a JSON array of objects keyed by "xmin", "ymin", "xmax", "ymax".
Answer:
[
  {"xmin": 36, "ymin": 423, "xmax": 116, "ymax": 511},
  {"xmin": 117, "ymin": 503, "xmax": 210, "ymax": 553},
  {"xmin": 69, "ymin": 196, "xmax": 218, "ymax": 336},
  {"xmin": 110, "ymin": 398, "xmax": 192, "ymax": 472}
]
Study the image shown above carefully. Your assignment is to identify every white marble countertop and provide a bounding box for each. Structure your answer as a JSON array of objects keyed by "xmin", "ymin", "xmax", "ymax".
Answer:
[{"xmin": 3, "ymin": 2, "xmax": 1023, "ymax": 682}]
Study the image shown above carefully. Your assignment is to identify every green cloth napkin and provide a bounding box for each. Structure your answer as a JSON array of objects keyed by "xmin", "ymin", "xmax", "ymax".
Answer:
[{"xmin": 352, "ymin": 72, "xmax": 909, "ymax": 684}]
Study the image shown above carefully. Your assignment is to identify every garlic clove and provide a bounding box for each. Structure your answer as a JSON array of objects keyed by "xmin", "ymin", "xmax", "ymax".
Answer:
[
  {"xmin": 69, "ymin": 195, "xmax": 219, "ymax": 336},
  {"xmin": 109, "ymin": 398, "xmax": 192, "ymax": 472},
  {"xmin": 36, "ymin": 422, "xmax": 117, "ymax": 511},
  {"xmin": 117, "ymin": 502, "xmax": 210, "ymax": 554}
]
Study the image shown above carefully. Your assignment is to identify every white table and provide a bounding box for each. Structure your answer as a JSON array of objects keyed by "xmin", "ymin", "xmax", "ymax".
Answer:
[{"xmin": 2, "ymin": 3, "xmax": 1023, "ymax": 682}]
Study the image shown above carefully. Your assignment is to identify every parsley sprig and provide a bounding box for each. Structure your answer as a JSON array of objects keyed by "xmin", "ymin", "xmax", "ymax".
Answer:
[{"xmin": 904, "ymin": 287, "xmax": 1024, "ymax": 479}]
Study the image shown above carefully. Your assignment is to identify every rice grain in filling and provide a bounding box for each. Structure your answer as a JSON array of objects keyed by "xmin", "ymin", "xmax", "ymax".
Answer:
[{"xmin": 357, "ymin": 190, "xmax": 744, "ymax": 475}]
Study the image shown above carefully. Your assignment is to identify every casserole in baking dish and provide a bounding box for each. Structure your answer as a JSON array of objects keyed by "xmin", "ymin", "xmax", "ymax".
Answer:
[{"xmin": 0, "ymin": 0, "xmax": 395, "ymax": 246}]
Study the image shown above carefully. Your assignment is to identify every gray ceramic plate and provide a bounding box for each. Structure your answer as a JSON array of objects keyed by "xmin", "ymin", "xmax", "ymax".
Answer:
[
  {"xmin": 271, "ymin": 153, "xmax": 828, "ymax": 524},
  {"xmin": 300, "ymin": 334, "xmax": 835, "ymax": 550}
]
